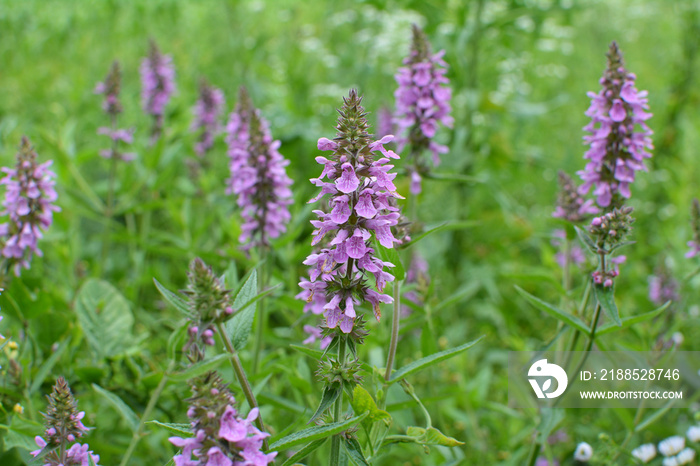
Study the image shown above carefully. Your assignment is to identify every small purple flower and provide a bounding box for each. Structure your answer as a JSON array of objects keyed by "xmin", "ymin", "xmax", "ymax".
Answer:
[
  {"xmin": 553, "ymin": 171, "xmax": 598, "ymax": 222},
  {"xmin": 226, "ymin": 87, "xmax": 293, "ymax": 250},
  {"xmin": 141, "ymin": 39, "xmax": 176, "ymax": 141},
  {"xmin": 169, "ymin": 371, "xmax": 275, "ymax": 465},
  {"xmin": 394, "ymin": 25, "xmax": 453, "ymax": 195},
  {"xmin": 302, "ymin": 325, "xmax": 332, "ymax": 349},
  {"xmin": 648, "ymin": 264, "xmax": 679, "ymax": 305},
  {"xmin": 299, "ymin": 90, "xmax": 402, "ymax": 334},
  {"xmin": 192, "ymin": 79, "xmax": 226, "ymax": 157},
  {"xmin": 0, "ymin": 137, "xmax": 60, "ymax": 276},
  {"xmin": 578, "ymin": 42, "xmax": 653, "ymax": 208}
]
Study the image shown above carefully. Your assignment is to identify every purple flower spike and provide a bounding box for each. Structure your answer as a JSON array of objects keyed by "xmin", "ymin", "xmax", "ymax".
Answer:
[
  {"xmin": 225, "ymin": 87, "xmax": 293, "ymax": 250},
  {"xmin": 0, "ymin": 137, "xmax": 60, "ymax": 276},
  {"xmin": 95, "ymin": 61, "xmax": 137, "ymax": 162},
  {"xmin": 687, "ymin": 199, "xmax": 700, "ymax": 259},
  {"xmin": 578, "ymin": 42, "xmax": 653, "ymax": 208},
  {"xmin": 299, "ymin": 90, "xmax": 401, "ymax": 335},
  {"xmin": 192, "ymin": 79, "xmax": 226, "ymax": 157},
  {"xmin": 394, "ymin": 25, "xmax": 452, "ymax": 195},
  {"xmin": 140, "ymin": 39, "xmax": 176, "ymax": 142},
  {"xmin": 169, "ymin": 371, "xmax": 276, "ymax": 466}
]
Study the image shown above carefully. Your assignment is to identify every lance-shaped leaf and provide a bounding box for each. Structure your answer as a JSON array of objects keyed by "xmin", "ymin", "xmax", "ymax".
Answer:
[
  {"xmin": 226, "ymin": 268, "xmax": 258, "ymax": 351},
  {"xmin": 575, "ymin": 225, "xmax": 598, "ymax": 254},
  {"xmin": 92, "ymin": 384, "xmax": 140, "ymax": 432},
  {"xmin": 308, "ymin": 385, "xmax": 341, "ymax": 424},
  {"xmin": 344, "ymin": 437, "xmax": 370, "ymax": 465},
  {"xmin": 388, "ymin": 336, "xmax": 484, "ymax": 384},
  {"xmin": 268, "ymin": 413, "xmax": 368, "ymax": 452},
  {"xmin": 405, "ymin": 426, "xmax": 464, "ymax": 447},
  {"xmin": 597, "ymin": 301, "xmax": 670, "ymax": 336},
  {"xmin": 373, "ymin": 240, "xmax": 405, "ymax": 281},
  {"xmin": 146, "ymin": 420, "xmax": 193, "ymax": 437},
  {"xmin": 593, "ymin": 283, "xmax": 621, "ymax": 327},
  {"xmin": 515, "ymin": 286, "xmax": 590, "ymax": 334},
  {"xmin": 153, "ymin": 278, "xmax": 193, "ymax": 317},
  {"xmin": 281, "ymin": 439, "xmax": 327, "ymax": 466}
]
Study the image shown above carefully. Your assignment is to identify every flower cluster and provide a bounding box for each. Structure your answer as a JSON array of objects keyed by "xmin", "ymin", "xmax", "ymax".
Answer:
[
  {"xmin": 552, "ymin": 171, "xmax": 598, "ymax": 222},
  {"xmin": 657, "ymin": 435, "xmax": 695, "ymax": 466},
  {"xmin": 394, "ymin": 25, "xmax": 453, "ymax": 195},
  {"xmin": 648, "ymin": 263, "xmax": 679, "ymax": 305},
  {"xmin": 95, "ymin": 61, "xmax": 136, "ymax": 162},
  {"xmin": 226, "ymin": 87, "xmax": 293, "ymax": 250},
  {"xmin": 578, "ymin": 41, "xmax": 653, "ymax": 208},
  {"xmin": 298, "ymin": 89, "xmax": 401, "ymax": 334},
  {"xmin": 182, "ymin": 258, "xmax": 234, "ymax": 349},
  {"xmin": 192, "ymin": 79, "xmax": 226, "ymax": 157},
  {"xmin": 686, "ymin": 198, "xmax": 700, "ymax": 258},
  {"xmin": 169, "ymin": 371, "xmax": 276, "ymax": 466},
  {"xmin": 30, "ymin": 377, "xmax": 100, "ymax": 466},
  {"xmin": 0, "ymin": 137, "xmax": 60, "ymax": 276},
  {"xmin": 302, "ymin": 325, "xmax": 332, "ymax": 349},
  {"xmin": 587, "ymin": 206, "xmax": 634, "ymax": 287},
  {"xmin": 141, "ymin": 39, "xmax": 176, "ymax": 141}
]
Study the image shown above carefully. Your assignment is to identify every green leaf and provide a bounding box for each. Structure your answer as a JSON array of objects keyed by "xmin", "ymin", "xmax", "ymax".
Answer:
[
  {"xmin": 350, "ymin": 385, "xmax": 390, "ymax": 426},
  {"xmin": 30, "ymin": 338, "xmax": 70, "ymax": 394},
  {"xmin": 4, "ymin": 428, "xmax": 39, "ymax": 451},
  {"xmin": 515, "ymin": 286, "xmax": 590, "ymax": 334},
  {"xmin": 635, "ymin": 398, "xmax": 677, "ymax": 432},
  {"xmin": 92, "ymin": 384, "xmax": 140, "ymax": 432},
  {"xmin": 597, "ymin": 301, "xmax": 670, "ymax": 336},
  {"xmin": 75, "ymin": 279, "xmax": 135, "ymax": 358},
  {"xmin": 406, "ymin": 426, "xmax": 464, "ymax": 447},
  {"xmin": 146, "ymin": 420, "xmax": 193, "ymax": 437},
  {"xmin": 373, "ymin": 240, "xmax": 405, "ymax": 281},
  {"xmin": 168, "ymin": 353, "xmax": 229, "ymax": 382},
  {"xmin": 167, "ymin": 320, "xmax": 189, "ymax": 361},
  {"xmin": 226, "ymin": 269, "xmax": 258, "ymax": 351},
  {"xmin": 290, "ymin": 344, "xmax": 324, "ymax": 360},
  {"xmin": 268, "ymin": 412, "xmax": 368, "ymax": 452},
  {"xmin": 593, "ymin": 283, "xmax": 621, "ymax": 327},
  {"xmin": 153, "ymin": 278, "xmax": 193, "ymax": 317},
  {"xmin": 389, "ymin": 336, "xmax": 484, "ymax": 384},
  {"xmin": 574, "ymin": 226, "xmax": 598, "ymax": 254},
  {"xmin": 535, "ymin": 408, "xmax": 565, "ymax": 444},
  {"xmin": 308, "ymin": 385, "xmax": 341, "ymax": 424},
  {"xmin": 281, "ymin": 439, "xmax": 327, "ymax": 466},
  {"xmin": 343, "ymin": 437, "xmax": 370, "ymax": 465}
]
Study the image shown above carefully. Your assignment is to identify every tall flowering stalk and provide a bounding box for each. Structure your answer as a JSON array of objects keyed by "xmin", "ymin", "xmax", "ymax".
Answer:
[
  {"xmin": 578, "ymin": 41, "xmax": 653, "ymax": 209},
  {"xmin": 140, "ymin": 40, "xmax": 176, "ymax": 143},
  {"xmin": 299, "ymin": 89, "xmax": 402, "ymax": 465},
  {"xmin": 394, "ymin": 24, "xmax": 453, "ymax": 195},
  {"xmin": 169, "ymin": 371, "xmax": 276, "ymax": 466},
  {"xmin": 95, "ymin": 61, "xmax": 136, "ymax": 163},
  {"xmin": 0, "ymin": 137, "xmax": 59, "ymax": 277},
  {"xmin": 225, "ymin": 87, "xmax": 293, "ymax": 251},
  {"xmin": 182, "ymin": 258, "xmax": 268, "ymax": 448},
  {"xmin": 30, "ymin": 377, "xmax": 101, "ymax": 466},
  {"xmin": 192, "ymin": 79, "xmax": 225, "ymax": 158},
  {"xmin": 686, "ymin": 198, "xmax": 700, "ymax": 258}
]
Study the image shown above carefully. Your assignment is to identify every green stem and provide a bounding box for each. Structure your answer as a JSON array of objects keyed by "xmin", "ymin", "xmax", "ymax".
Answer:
[
  {"xmin": 216, "ymin": 322, "xmax": 268, "ymax": 451},
  {"xmin": 330, "ymin": 338, "xmax": 347, "ymax": 466},
  {"xmin": 253, "ymin": 249, "xmax": 269, "ymax": 375},
  {"xmin": 101, "ymin": 123, "xmax": 119, "ymax": 271},
  {"xmin": 525, "ymin": 441, "xmax": 542, "ymax": 466},
  {"xmin": 119, "ymin": 361, "xmax": 175, "ymax": 466},
  {"xmin": 384, "ymin": 280, "xmax": 401, "ymax": 381}
]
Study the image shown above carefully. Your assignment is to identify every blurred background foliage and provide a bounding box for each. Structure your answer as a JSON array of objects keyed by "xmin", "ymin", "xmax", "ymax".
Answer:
[{"xmin": 0, "ymin": 0, "xmax": 699, "ymax": 464}]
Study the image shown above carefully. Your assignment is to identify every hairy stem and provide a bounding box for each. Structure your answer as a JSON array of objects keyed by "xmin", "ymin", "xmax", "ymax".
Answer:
[
  {"xmin": 330, "ymin": 338, "xmax": 347, "ymax": 466},
  {"xmin": 119, "ymin": 361, "xmax": 175, "ymax": 466},
  {"xmin": 253, "ymin": 248, "xmax": 269, "ymax": 374},
  {"xmin": 216, "ymin": 322, "xmax": 268, "ymax": 450},
  {"xmin": 384, "ymin": 280, "xmax": 401, "ymax": 381}
]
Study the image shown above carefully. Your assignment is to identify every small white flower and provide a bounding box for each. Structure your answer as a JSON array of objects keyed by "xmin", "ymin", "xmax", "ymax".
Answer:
[
  {"xmin": 631, "ymin": 443, "xmax": 656, "ymax": 463},
  {"xmin": 676, "ymin": 448, "xmax": 696, "ymax": 465},
  {"xmin": 687, "ymin": 425, "xmax": 700, "ymax": 443},
  {"xmin": 663, "ymin": 457, "xmax": 680, "ymax": 466},
  {"xmin": 574, "ymin": 441, "xmax": 593, "ymax": 461},
  {"xmin": 659, "ymin": 436, "xmax": 685, "ymax": 457},
  {"xmin": 671, "ymin": 332, "xmax": 684, "ymax": 346}
]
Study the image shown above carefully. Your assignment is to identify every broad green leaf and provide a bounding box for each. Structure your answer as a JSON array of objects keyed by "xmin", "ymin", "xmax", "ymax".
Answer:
[
  {"xmin": 92, "ymin": 384, "xmax": 140, "ymax": 432},
  {"xmin": 308, "ymin": 385, "xmax": 341, "ymax": 424},
  {"xmin": 4, "ymin": 428, "xmax": 39, "ymax": 451},
  {"xmin": 147, "ymin": 420, "xmax": 193, "ymax": 437},
  {"xmin": 75, "ymin": 279, "xmax": 135, "ymax": 358},
  {"xmin": 350, "ymin": 386, "xmax": 390, "ymax": 426},
  {"xmin": 574, "ymin": 226, "xmax": 598, "ymax": 254},
  {"xmin": 389, "ymin": 336, "xmax": 484, "ymax": 384},
  {"xmin": 153, "ymin": 278, "xmax": 193, "ymax": 317},
  {"xmin": 593, "ymin": 283, "xmax": 621, "ymax": 327},
  {"xmin": 168, "ymin": 353, "xmax": 228, "ymax": 382},
  {"xmin": 268, "ymin": 412, "xmax": 368, "ymax": 452},
  {"xmin": 226, "ymin": 269, "xmax": 257, "ymax": 351},
  {"xmin": 281, "ymin": 439, "xmax": 327, "ymax": 466},
  {"xmin": 597, "ymin": 301, "xmax": 670, "ymax": 336},
  {"xmin": 515, "ymin": 286, "xmax": 590, "ymax": 334},
  {"xmin": 406, "ymin": 426, "xmax": 464, "ymax": 447},
  {"xmin": 373, "ymin": 240, "xmax": 405, "ymax": 281},
  {"xmin": 344, "ymin": 437, "xmax": 370, "ymax": 465},
  {"xmin": 30, "ymin": 338, "xmax": 70, "ymax": 394}
]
